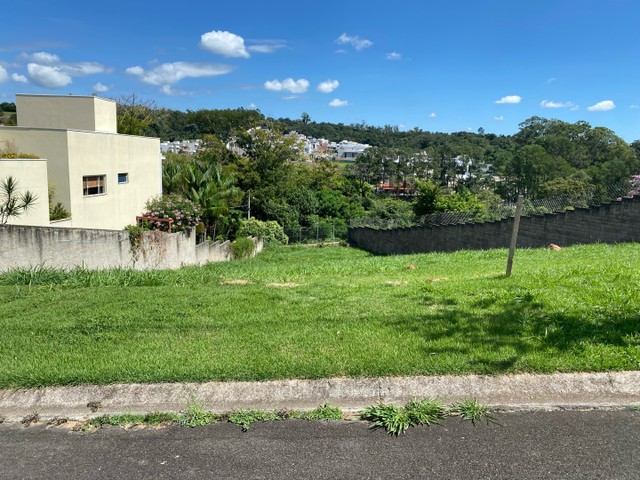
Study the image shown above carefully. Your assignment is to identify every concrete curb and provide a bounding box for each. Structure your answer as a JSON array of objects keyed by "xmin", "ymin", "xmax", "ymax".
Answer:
[{"xmin": 1, "ymin": 372, "xmax": 639, "ymax": 422}]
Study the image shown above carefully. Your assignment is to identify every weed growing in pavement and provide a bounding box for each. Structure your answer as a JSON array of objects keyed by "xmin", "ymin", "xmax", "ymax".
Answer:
[
  {"xmin": 361, "ymin": 404, "xmax": 411, "ymax": 436},
  {"xmin": 228, "ymin": 409, "xmax": 279, "ymax": 431},
  {"xmin": 182, "ymin": 398, "xmax": 216, "ymax": 427},
  {"xmin": 81, "ymin": 412, "xmax": 183, "ymax": 430},
  {"xmin": 362, "ymin": 398, "xmax": 498, "ymax": 434},
  {"xmin": 300, "ymin": 403, "xmax": 343, "ymax": 421},
  {"xmin": 448, "ymin": 398, "xmax": 500, "ymax": 426},
  {"xmin": 633, "ymin": 404, "xmax": 640, "ymax": 412},
  {"xmin": 404, "ymin": 398, "xmax": 447, "ymax": 426}
]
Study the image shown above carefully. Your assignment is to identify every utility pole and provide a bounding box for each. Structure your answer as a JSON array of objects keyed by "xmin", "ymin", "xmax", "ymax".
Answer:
[{"xmin": 247, "ymin": 191, "xmax": 251, "ymax": 219}]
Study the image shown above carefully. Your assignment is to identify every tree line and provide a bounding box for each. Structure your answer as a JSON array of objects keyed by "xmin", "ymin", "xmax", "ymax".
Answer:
[{"xmin": 8, "ymin": 98, "xmax": 640, "ymax": 240}]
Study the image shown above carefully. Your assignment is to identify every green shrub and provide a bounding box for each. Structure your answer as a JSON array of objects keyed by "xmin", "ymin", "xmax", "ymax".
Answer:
[
  {"xmin": 236, "ymin": 218, "xmax": 288, "ymax": 246},
  {"xmin": 231, "ymin": 237, "xmax": 255, "ymax": 259},
  {"xmin": 49, "ymin": 202, "xmax": 71, "ymax": 221}
]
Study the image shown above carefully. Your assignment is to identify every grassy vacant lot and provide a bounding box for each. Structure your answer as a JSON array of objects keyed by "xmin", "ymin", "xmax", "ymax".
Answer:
[{"xmin": 1, "ymin": 243, "xmax": 639, "ymax": 388}]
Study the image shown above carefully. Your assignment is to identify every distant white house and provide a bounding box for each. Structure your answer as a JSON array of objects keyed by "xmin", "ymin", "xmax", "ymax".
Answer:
[
  {"xmin": 160, "ymin": 139, "xmax": 201, "ymax": 157},
  {"xmin": 0, "ymin": 94, "xmax": 161, "ymax": 230},
  {"xmin": 334, "ymin": 140, "xmax": 370, "ymax": 161}
]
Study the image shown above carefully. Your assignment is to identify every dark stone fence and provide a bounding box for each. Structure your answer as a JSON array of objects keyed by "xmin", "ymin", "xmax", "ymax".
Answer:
[{"xmin": 348, "ymin": 196, "xmax": 640, "ymax": 255}]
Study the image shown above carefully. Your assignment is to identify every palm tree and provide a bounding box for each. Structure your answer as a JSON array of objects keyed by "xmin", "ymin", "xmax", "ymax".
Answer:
[
  {"xmin": 184, "ymin": 163, "xmax": 242, "ymax": 238},
  {"xmin": 0, "ymin": 176, "xmax": 38, "ymax": 224}
]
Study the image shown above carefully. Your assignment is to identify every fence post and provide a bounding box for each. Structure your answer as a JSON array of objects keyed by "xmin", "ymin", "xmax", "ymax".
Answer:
[{"xmin": 505, "ymin": 195, "xmax": 524, "ymax": 277}]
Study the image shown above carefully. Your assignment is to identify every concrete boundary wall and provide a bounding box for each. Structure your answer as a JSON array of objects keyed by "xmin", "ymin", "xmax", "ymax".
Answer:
[
  {"xmin": 0, "ymin": 224, "xmax": 263, "ymax": 272},
  {"xmin": 348, "ymin": 196, "xmax": 640, "ymax": 255}
]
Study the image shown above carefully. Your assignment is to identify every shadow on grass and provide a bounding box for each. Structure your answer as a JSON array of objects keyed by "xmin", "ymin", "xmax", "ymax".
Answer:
[{"xmin": 386, "ymin": 281, "xmax": 640, "ymax": 373}]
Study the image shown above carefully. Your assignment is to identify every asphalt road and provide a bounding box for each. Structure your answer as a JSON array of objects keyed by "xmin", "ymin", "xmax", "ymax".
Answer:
[{"xmin": 1, "ymin": 410, "xmax": 639, "ymax": 479}]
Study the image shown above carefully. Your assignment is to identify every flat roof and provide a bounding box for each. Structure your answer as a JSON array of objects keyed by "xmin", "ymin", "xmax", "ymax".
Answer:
[{"xmin": 15, "ymin": 93, "xmax": 116, "ymax": 104}]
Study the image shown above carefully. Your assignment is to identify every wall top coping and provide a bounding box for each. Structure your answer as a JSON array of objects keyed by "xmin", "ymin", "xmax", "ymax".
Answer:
[{"xmin": 0, "ymin": 125, "xmax": 159, "ymax": 141}]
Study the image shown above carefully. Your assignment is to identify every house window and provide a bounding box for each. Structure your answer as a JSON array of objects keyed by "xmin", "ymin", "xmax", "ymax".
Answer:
[
  {"xmin": 83, "ymin": 175, "xmax": 106, "ymax": 196},
  {"xmin": 118, "ymin": 172, "xmax": 129, "ymax": 184}
]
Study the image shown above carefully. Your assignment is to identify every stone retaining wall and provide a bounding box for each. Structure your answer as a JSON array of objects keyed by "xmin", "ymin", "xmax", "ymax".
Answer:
[{"xmin": 0, "ymin": 224, "xmax": 263, "ymax": 271}]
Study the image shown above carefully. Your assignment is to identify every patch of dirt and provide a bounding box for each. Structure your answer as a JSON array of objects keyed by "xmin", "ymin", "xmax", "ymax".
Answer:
[
  {"xmin": 385, "ymin": 281, "xmax": 408, "ymax": 287},
  {"xmin": 223, "ymin": 279, "xmax": 251, "ymax": 285},
  {"xmin": 425, "ymin": 277, "xmax": 448, "ymax": 282},
  {"xmin": 298, "ymin": 242, "xmax": 342, "ymax": 247},
  {"xmin": 62, "ymin": 421, "xmax": 85, "ymax": 431},
  {"xmin": 267, "ymin": 282, "xmax": 302, "ymax": 288},
  {"xmin": 406, "ymin": 265, "xmax": 417, "ymax": 270},
  {"xmin": 47, "ymin": 417, "xmax": 68, "ymax": 427}
]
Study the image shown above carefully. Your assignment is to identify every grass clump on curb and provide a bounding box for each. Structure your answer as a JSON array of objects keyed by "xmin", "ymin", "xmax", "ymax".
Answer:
[
  {"xmin": 448, "ymin": 398, "xmax": 499, "ymax": 425},
  {"xmin": 182, "ymin": 398, "xmax": 216, "ymax": 427},
  {"xmin": 362, "ymin": 398, "xmax": 446, "ymax": 436},
  {"xmin": 227, "ymin": 409, "xmax": 279, "ymax": 431},
  {"xmin": 362, "ymin": 398, "xmax": 496, "ymax": 435},
  {"xmin": 299, "ymin": 403, "xmax": 343, "ymax": 421},
  {"xmin": 84, "ymin": 412, "xmax": 182, "ymax": 430},
  {"xmin": 72, "ymin": 403, "xmax": 344, "ymax": 432}
]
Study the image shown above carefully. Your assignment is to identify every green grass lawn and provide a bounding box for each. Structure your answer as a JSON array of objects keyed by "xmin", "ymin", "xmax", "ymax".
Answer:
[{"xmin": 1, "ymin": 243, "xmax": 639, "ymax": 388}]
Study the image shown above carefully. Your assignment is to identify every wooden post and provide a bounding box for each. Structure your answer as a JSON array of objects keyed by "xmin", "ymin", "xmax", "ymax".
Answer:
[{"xmin": 505, "ymin": 195, "xmax": 524, "ymax": 277}]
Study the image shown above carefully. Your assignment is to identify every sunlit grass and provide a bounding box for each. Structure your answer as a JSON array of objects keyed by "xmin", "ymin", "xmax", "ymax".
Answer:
[{"xmin": 0, "ymin": 243, "xmax": 639, "ymax": 388}]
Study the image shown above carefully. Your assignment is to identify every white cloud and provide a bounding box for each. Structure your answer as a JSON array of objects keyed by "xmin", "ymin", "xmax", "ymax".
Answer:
[
  {"xmin": 25, "ymin": 51, "xmax": 61, "ymax": 65},
  {"xmin": 0, "ymin": 66, "xmax": 7, "ymax": 83},
  {"xmin": 27, "ymin": 63, "xmax": 72, "ymax": 88},
  {"xmin": 494, "ymin": 115, "xmax": 504, "ymax": 121},
  {"xmin": 631, "ymin": 105, "xmax": 640, "ymax": 109},
  {"xmin": 264, "ymin": 78, "xmax": 309, "ymax": 94},
  {"xmin": 495, "ymin": 95, "xmax": 521, "ymax": 104},
  {"xmin": 127, "ymin": 62, "xmax": 234, "ymax": 86},
  {"xmin": 540, "ymin": 99, "xmax": 577, "ymax": 109},
  {"xmin": 125, "ymin": 66, "xmax": 144, "ymax": 76},
  {"xmin": 92, "ymin": 82, "xmax": 110, "ymax": 92},
  {"xmin": 200, "ymin": 31, "xmax": 250, "ymax": 58},
  {"xmin": 428, "ymin": 112, "xmax": 437, "ymax": 118},
  {"xmin": 160, "ymin": 84, "xmax": 188, "ymax": 96},
  {"xmin": 247, "ymin": 42, "xmax": 285, "ymax": 53},
  {"xmin": 336, "ymin": 33, "xmax": 373, "ymax": 51},
  {"xmin": 386, "ymin": 52, "xmax": 401, "ymax": 60},
  {"xmin": 317, "ymin": 79, "xmax": 339, "ymax": 93},
  {"xmin": 248, "ymin": 103, "xmax": 258, "ymax": 109},
  {"xmin": 587, "ymin": 100, "xmax": 615, "ymax": 112},
  {"xmin": 11, "ymin": 73, "xmax": 27, "ymax": 83},
  {"xmin": 22, "ymin": 51, "xmax": 109, "ymax": 88},
  {"xmin": 329, "ymin": 98, "xmax": 349, "ymax": 107}
]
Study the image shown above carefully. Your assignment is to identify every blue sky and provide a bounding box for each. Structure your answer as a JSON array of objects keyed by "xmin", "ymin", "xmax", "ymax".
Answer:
[{"xmin": 2, "ymin": 0, "xmax": 639, "ymax": 141}]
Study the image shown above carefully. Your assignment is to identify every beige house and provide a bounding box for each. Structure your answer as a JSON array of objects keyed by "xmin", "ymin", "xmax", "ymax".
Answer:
[{"xmin": 0, "ymin": 94, "xmax": 161, "ymax": 230}]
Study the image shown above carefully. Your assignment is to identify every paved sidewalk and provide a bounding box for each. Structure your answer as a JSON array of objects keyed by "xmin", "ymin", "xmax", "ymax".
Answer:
[{"xmin": 1, "ymin": 371, "xmax": 639, "ymax": 422}]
